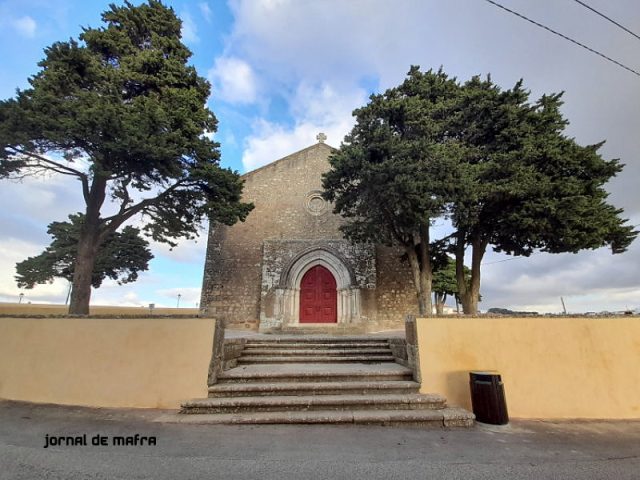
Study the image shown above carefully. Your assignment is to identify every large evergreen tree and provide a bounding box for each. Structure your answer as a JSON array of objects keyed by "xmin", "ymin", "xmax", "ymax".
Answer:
[{"xmin": 0, "ymin": 1, "xmax": 253, "ymax": 313}]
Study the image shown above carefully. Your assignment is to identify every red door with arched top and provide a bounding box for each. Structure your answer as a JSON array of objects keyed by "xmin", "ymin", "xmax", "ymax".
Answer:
[{"xmin": 299, "ymin": 265, "xmax": 337, "ymax": 323}]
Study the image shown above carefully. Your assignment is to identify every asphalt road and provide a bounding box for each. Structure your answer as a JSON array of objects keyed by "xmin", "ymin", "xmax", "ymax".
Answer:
[{"xmin": 1, "ymin": 400, "xmax": 639, "ymax": 480}]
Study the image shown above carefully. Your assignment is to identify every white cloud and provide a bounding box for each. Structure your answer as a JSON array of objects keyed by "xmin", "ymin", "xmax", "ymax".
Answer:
[
  {"xmin": 479, "ymin": 237, "xmax": 640, "ymax": 313},
  {"xmin": 0, "ymin": 174, "xmax": 84, "ymax": 225},
  {"xmin": 0, "ymin": 238, "xmax": 68, "ymax": 304},
  {"xmin": 242, "ymin": 82, "xmax": 366, "ymax": 171},
  {"xmin": 227, "ymin": 0, "xmax": 428, "ymax": 88},
  {"xmin": 12, "ymin": 16, "xmax": 36, "ymax": 38},
  {"xmin": 290, "ymin": 82, "xmax": 362, "ymax": 126},
  {"xmin": 180, "ymin": 11, "xmax": 199, "ymax": 44},
  {"xmin": 199, "ymin": 2, "xmax": 212, "ymax": 23},
  {"xmin": 149, "ymin": 235, "xmax": 207, "ymax": 264},
  {"xmin": 208, "ymin": 56, "xmax": 258, "ymax": 104}
]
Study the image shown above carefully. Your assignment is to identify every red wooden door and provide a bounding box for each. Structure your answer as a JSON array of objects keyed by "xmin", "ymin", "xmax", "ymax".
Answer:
[{"xmin": 299, "ymin": 265, "xmax": 337, "ymax": 323}]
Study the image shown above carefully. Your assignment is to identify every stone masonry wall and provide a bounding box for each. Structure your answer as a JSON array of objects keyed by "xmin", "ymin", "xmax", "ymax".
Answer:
[{"xmin": 374, "ymin": 245, "xmax": 420, "ymax": 329}]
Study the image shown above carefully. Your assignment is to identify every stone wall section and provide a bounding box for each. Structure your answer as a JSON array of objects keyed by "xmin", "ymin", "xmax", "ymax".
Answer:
[{"xmin": 374, "ymin": 245, "xmax": 419, "ymax": 329}]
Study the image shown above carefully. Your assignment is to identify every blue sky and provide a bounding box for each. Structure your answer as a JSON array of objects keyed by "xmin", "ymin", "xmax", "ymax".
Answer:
[{"xmin": 0, "ymin": 0, "xmax": 638, "ymax": 312}]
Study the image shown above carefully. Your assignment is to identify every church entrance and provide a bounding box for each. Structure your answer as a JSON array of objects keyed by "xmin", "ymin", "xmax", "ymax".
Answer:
[{"xmin": 299, "ymin": 265, "xmax": 337, "ymax": 323}]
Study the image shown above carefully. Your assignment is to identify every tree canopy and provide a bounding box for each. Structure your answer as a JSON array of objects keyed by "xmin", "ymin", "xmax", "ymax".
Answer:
[
  {"xmin": 16, "ymin": 214, "xmax": 153, "ymax": 289},
  {"xmin": 0, "ymin": 1, "xmax": 253, "ymax": 313},
  {"xmin": 323, "ymin": 66, "xmax": 637, "ymax": 316}
]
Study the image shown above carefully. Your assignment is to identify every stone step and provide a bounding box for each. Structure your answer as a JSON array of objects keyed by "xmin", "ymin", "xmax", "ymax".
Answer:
[
  {"xmin": 275, "ymin": 326, "xmax": 369, "ymax": 335},
  {"xmin": 170, "ymin": 407, "xmax": 474, "ymax": 427},
  {"xmin": 242, "ymin": 336, "xmax": 393, "ymax": 344},
  {"xmin": 237, "ymin": 355, "xmax": 395, "ymax": 364},
  {"xmin": 181, "ymin": 393, "xmax": 447, "ymax": 414},
  {"xmin": 241, "ymin": 348, "xmax": 393, "ymax": 356},
  {"xmin": 242, "ymin": 342, "xmax": 391, "ymax": 349},
  {"xmin": 208, "ymin": 380, "xmax": 420, "ymax": 397},
  {"xmin": 216, "ymin": 363, "xmax": 414, "ymax": 384}
]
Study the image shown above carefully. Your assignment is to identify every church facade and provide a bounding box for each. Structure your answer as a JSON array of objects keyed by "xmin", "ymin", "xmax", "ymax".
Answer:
[{"xmin": 199, "ymin": 138, "xmax": 419, "ymax": 332}]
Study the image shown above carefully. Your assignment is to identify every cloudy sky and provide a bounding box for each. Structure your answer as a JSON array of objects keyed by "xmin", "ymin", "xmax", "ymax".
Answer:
[{"xmin": 0, "ymin": 0, "xmax": 638, "ymax": 313}]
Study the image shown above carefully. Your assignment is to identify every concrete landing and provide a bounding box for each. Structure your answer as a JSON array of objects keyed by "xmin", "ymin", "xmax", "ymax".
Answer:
[
  {"xmin": 208, "ymin": 380, "xmax": 421, "ymax": 397},
  {"xmin": 217, "ymin": 362, "xmax": 414, "ymax": 380}
]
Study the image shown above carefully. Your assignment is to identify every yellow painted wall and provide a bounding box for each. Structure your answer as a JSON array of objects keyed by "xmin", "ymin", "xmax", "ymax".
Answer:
[
  {"xmin": 0, "ymin": 318, "xmax": 214, "ymax": 408},
  {"xmin": 417, "ymin": 317, "xmax": 640, "ymax": 419}
]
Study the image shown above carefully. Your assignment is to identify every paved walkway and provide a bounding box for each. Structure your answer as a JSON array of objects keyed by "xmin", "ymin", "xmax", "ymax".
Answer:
[{"xmin": 1, "ymin": 400, "xmax": 639, "ymax": 479}]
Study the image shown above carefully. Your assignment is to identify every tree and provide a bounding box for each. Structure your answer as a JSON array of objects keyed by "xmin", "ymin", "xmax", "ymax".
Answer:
[
  {"xmin": 0, "ymin": 1, "xmax": 253, "ymax": 314},
  {"xmin": 447, "ymin": 76, "xmax": 637, "ymax": 314},
  {"xmin": 322, "ymin": 67, "xmax": 463, "ymax": 316},
  {"xmin": 432, "ymin": 257, "xmax": 471, "ymax": 315},
  {"xmin": 16, "ymin": 213, "xmax": 153, "ymax": 290}
]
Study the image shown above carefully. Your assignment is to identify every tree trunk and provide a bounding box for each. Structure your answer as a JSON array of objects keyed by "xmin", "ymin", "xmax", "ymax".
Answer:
[
  {"xmin": 454, "ymin": 230, "xmax": 489, "ymax": 315},
  {"xmin": 406, "ymin": 247, "xmax": 426, "ymax": 315},
  {"xmin": 405, "ymin": 223, "xmax": 433, "ymax": 317},
  {"xmin": 418, "ymin": 224, "xmax": 432, "ymax": 316},
  {"xmin": 434, "ymin": 292, "xmax": 445, "ymax": 315},
  {"xmin": 460, "ymin": 237, "xmax": 489, "ymax": 315},
  {"xmin": 455, "ymin": 230, "xmax": 470, "ymax": 313},
  {"xmin": 68, "ymin": 230, "xmax": 99, "ymax": 314},
  {"xmin": 68, "ymin": 175, "xmax": 107, "ymax": 315}
]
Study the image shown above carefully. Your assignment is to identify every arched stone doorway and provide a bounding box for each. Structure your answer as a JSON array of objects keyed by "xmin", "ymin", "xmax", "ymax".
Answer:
[
  {"xmin": 273, "ymin": 247, "xmax": 362, "ymax": 327},
  {"xmin": 299, "ymin": 265, "xmax": 337, "ymax": 323}
]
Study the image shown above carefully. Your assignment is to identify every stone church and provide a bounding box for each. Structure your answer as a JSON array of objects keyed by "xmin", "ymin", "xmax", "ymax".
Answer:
[{"xmin": 199, "ymin": 135, "xmax": 419, "ymax": 332}]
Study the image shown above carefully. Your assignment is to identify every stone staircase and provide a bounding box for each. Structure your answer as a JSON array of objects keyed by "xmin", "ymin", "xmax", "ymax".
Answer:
[
  {"xmin": 180, "ymin": 336, "xmax": 474, "ymax": 427},
  {"xmin": 236, "ymin": 338, "xmax": 395, "ymax": 364}
]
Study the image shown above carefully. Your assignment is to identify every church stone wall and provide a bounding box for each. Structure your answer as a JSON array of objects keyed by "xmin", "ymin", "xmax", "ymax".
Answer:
[
  {"xmin": 200, "ymin": 143, "xmax": 346, "ymax": 328},
  {"xmin": 374, "ymin": 245, "xmax": 420, "ymax": 329},
  {"xmin": 200, "ymin": 142, "xmax": 420, "ymax": 331}
]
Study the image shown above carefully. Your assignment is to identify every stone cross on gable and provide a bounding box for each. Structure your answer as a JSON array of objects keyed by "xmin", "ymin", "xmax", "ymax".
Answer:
[{"xmin": 316, "ymin": 132, "xmax": 327, "ymax": 143}]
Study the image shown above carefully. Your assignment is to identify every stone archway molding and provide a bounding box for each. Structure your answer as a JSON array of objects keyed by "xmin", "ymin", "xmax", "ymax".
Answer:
[
  {"xmin": 280, "ymin": 247, "xmax": 356, "ymax": 290},
  {"xmin": 275, "ymin": 247, "xmax": 362, "ymax": 326}
]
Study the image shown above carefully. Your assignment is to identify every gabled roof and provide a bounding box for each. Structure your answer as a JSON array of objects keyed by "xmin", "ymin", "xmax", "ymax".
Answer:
[{"xmin": 241, "ymin": 141, "xmax": 337, "ymax": 179}]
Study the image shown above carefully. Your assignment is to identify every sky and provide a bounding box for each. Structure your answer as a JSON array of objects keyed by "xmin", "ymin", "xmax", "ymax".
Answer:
[{"xmin": 0, "ymin": 0, "xmax": 638, "ymax": 313}]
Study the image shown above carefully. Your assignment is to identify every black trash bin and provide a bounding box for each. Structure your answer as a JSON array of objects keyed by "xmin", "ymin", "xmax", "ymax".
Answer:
[{"xmin": 469, "ymin": 371, "xmax": 509, "ymax": 425}]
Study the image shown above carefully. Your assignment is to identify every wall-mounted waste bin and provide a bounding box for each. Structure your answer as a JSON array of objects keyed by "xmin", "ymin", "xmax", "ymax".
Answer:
[{"xmin": 469, "ymin": 371, "xmax": 509, "ymax": 425}]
